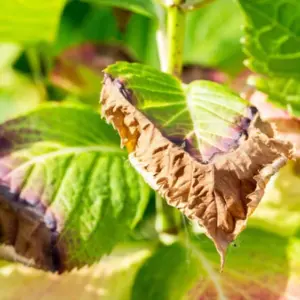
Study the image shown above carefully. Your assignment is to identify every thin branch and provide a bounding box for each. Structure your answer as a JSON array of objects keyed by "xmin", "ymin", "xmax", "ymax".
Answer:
[{"xmin": 166, "ymin": 2, "xmax": 186, "ymax": 77}]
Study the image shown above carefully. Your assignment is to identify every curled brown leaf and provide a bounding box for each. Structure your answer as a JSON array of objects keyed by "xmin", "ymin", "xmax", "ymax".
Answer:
[{"xmin": 100, "ymin": 75, "xmax": 293, "ymax": 266}]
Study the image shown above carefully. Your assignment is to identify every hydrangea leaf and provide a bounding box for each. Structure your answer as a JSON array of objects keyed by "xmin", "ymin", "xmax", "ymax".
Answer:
[
  {"xmin": 0, "ymin": 104, "xmax": 150, "ymax": 272},
  {"xmin": 101, "ymin": 62, "xmax": 292, "ymax": 265},
  {"xmin": 104, "ymin": 62, "xmax": 251, "ymax": 162},
  {"xmin": 239, "ymin": 0, "xmax": 300, "ymax": 78},
  {"xmin": 238, "ymin": 0, "xmax": 300, "ymax": 116}
]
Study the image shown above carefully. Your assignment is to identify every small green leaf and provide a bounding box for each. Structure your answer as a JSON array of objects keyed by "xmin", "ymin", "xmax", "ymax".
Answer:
[
  {"xmin": 83, "ymin": 0, "xmax": 157, "ymax": 19},
  {"xmin": 105, "ymin": 62, "xmax": 248, "ymax": 162},
  {"xmin": 0, "ymin": 0, "xmax": 67, "ymax": 43},
  {"xmin": 0, "ymin": 104, "xmax": 150, "ymax": 271}
]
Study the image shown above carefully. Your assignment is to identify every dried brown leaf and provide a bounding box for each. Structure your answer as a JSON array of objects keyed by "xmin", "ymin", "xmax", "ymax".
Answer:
[{"xmin": 101, "ymin": 75, "xmax": 294, "ymax": 266}]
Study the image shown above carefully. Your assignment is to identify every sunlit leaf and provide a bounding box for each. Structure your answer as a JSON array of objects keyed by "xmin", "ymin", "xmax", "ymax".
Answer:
[
  {"xmin": 239, "ymin": 0, "xmax": 300, "ymax": 78},
  {"xmin": 238, "ymin": 0, "xmax": 300, "ymax": 116},
  {"xmin": 0, "ymin": 104, "xmax": 150, "ymax": 272}
]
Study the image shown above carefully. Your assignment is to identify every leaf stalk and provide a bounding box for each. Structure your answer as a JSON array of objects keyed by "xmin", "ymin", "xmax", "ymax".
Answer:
[{"xmin": 166, "ymin": 0, "xmax": 185, "ymax": 78}]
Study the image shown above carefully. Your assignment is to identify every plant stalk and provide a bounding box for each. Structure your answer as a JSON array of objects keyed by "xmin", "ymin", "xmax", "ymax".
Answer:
[
  {"xmin": 166, "ymin": 0, "xmax": 186, "ymax": 78},
  {"xmin": 154, "ymin": 0, "xmax": 187, "ymax": 242}
]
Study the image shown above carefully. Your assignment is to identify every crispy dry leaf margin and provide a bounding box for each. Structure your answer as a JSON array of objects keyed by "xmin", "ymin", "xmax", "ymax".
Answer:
[{"xmin": 100, "ymin": 74, "xmax": 294, "ymax": 266}]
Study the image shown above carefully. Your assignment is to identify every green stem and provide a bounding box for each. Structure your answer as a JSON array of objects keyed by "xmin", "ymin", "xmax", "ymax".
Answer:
[
  {"xmin": 166, "ymin": 0, "xmax": 185, "ymax": 78},
  {"xmin": 154, "ymin": 0, "xmax": 187, "ymax": 242}
]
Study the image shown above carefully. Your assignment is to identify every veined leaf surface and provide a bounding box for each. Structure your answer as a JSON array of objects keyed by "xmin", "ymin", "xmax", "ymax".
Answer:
[
  {"xmin": 249, "ymin": 75, "xmax": 300, "ymax": 117},
  {"xmin": 0, "ymin": 104, "xmax": 150, "ymax": 272},
  {"xmin": 238, "ymin": 0, "xmax": 300, "ymax": 116},
  {"xmin": 105, "ymin": 62, "xmax": 250, "ymax": 162}
]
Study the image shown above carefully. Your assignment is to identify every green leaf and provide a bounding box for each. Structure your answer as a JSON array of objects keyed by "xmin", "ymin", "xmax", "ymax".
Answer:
[
  {"xmin": 0, "ymin": 104, "xmax": 150, "ymax": 271},
  {"xmin": 105, "ymin": 62, "xmax": 248, "ymax": 162},
  {"xmin": 239, "ymin": 0, "xmax": 300, "ymax": 78},
  {"xmin": 184, "ymin": 0, "xmax": 245, "ymax": 75},
  {"xmin": 83, "ymin": 0, "xmax": 157, "ymax": 19},
  {"xmin": 249, "ymin": 75, "xmax": 300, "ymax": 116},
  {"xmin": 132, "ymin": 229, "xmax": 300, "ymax": 299},
  {"xmin": 0, "ymin": 0, "xmax": 67, "ymax": 43},
  {"xmin": 238, "ymin": 0, "xmax": 300, "ymax": 116}
]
